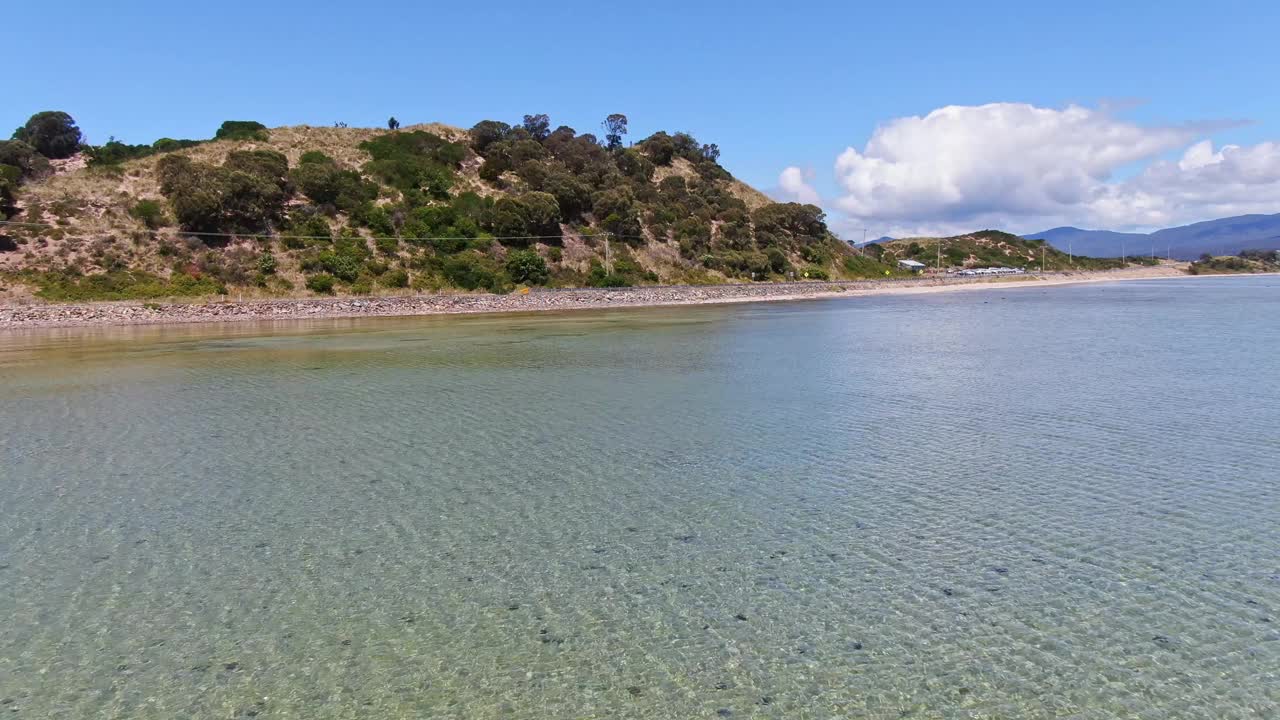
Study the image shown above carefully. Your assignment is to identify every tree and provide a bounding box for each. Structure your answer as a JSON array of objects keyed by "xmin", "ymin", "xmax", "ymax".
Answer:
[
  {"xmin": 700, "ymin": 143, "xmax": 720, "ymax": 162},
  {"xmin": 469, "ymin": 120, "xmax": 512, "ymax": 154},
  {"xmin": 603, "ymin": 113, "xmax": 628, "ymax": 150},
  {"xmin": 388, "ymin": 117, "xmax": 400, "ymax": 130},
  {"xmin": 522, "ymin": 114, "xmax": 551, "ymax": 142},
  {"xmin": 13, "ymin": 111, "xmax": 82, "ymax": 159},
  {"xmin": 505, "ymin": 249, "xmax": 550, "ymax": 285},
  {"xmin": 488, "ymin": 191, "xmax": 562, "ymax": 243},
  {"xmin": 156, "ymin": 151, "xmax": 292, "ymax": 234},
  {"xmin": 638, "ymin": 131, "xmax": 675, "ymax": 165},
  {"xmin": 290, "ymin": 153, "xmax": 378, "ymax": 211}
]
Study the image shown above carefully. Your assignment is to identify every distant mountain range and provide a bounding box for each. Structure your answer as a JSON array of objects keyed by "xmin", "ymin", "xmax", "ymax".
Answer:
[{"xmin": 1026, "ymin": 214, "xmax": 1280, "ymax": 260}]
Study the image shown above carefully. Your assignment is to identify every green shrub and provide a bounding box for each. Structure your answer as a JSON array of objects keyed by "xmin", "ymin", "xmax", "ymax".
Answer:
[
  {"xmin": 380, "ymin": 268, "xmax": 409, "ymax": 288},
  {"xmin": 156, "ymin": 153, "xmax": 290, "ymax": 233},
  {"xmin": 505, "ymin": 249, "xmax": 550, "ymax": 285},
  {"xmin": 0, "ymin": 140, "xmax": 52, "ymax": 179},
  {"xmin": 588, "ymin": 270, "xmax": 630, "ymax": 287},
  {"xmin": 305, "ymin": 273, "xmax": 335, "ymax": 293},
  {"xmin": 129, "ymin": 199, "xmax": 170, "ymax": 229},
  {"xmin": 258, "ymin": 252, "xmax": 277, "ymax": 275},
  {"xmin": 765, "ymin": 247, "xmax": 790, "ymax": 274},
  {"xmin": 375, "ymin": 235, "xmax": 399, "ymax": 255},
  {"xmin": 290, "ymin": 155, "xmax": 378, "ymax": 211},
  {"xmin": 284, "ymin": 212, "xmax": 332, "ymax": 246},
  {"xmin": 215, "ymin": 121, "xmax": 269, "ymax": 142},
  {"xmin": 442, "ymin": 252, "xmax": 509, "ymax": 292},
  {"xmin": 360, "ymin": 131, "xmax": 465, "ymax": 197},
  {"xmin": 32, "ymin": 269, "xmax": 224, "ymax": 301},
  {"xmin": 352, "ymin": 202, "xmax": 395, "ymax": 234},
  {"xmin": 315, "ymin": 246, "xmax": 364, "ymax": 282},
  {"xmin": 152, "ymin": 138, "xmax": 202, "ymax": 153},
  {"xmin": 87, "ymin": 137, "xmax": 201, "ymax": 166},
  {"xmin": 0, "ymin": 165, "xmax": 19, "ymax": 218},
  {"xmin": 488, "ymin": 192, "xmax": 562, "ymax": 243}
]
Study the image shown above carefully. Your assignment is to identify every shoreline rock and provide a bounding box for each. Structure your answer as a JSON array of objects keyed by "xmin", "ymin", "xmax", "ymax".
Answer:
[{"xmin": 0, "ymin": 269, "xmax": 1192, "ymax": 330}]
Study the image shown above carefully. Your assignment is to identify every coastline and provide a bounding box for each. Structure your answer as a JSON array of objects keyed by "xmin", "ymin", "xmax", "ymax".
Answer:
[{"xmin": 0, "ymin": 264, "xmax": 1217, "ymax": 330}]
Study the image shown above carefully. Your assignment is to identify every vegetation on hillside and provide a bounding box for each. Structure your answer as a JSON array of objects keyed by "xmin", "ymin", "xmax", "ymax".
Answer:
[
  {"xmin": 4, "ymin": 111, "xmax": 1175, "ymax": 303},
  {"xmin": 2, "ymin": 109, "xmax": 900, "ymax": 300},
  {"xmin": 1188, "ymin": 249, "xmax": 1280, "ymax": 274},
  {"xmin": 872, "ymin": 230, "xmax": 1159, "ymax": 272}
]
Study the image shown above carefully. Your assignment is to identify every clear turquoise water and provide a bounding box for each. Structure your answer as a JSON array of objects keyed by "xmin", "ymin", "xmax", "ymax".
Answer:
[{"xmin": 2, "ymin": 277, "xmax": 1278, "ymax": 719}]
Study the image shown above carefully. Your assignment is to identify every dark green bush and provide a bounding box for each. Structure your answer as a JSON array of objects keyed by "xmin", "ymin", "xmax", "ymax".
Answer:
[
  {"xmin": 442, "ymin": 251, "xmax": 508, "ymax": 292},
  {"xmin": 88, "ymin": 137, "xmax": 202, "ymax": 166},
  {"xmin": 488, "ymin": 192, "xmax": 561, "ymax": 243},
  {"xmin": 375, "ymin": 235, "xmax": 400, "ymax": 255},
  {"xmin": 305, "ymin": 273, "xmax": 335, "ymax": 293},
  {"xmin": 505, "ymin": 249, "xmax": 550, "ymax": 285},
  {"xmin": 290, "ymin": 155, "xmax": 378, "ymax": 211},
  {"xmin": 380, "ymin": 268, "xmax": 409, "ymax": 288},
  {"xmin": 258, "ymin": 253, "xmax": 277, "ymax": 275},
  {"xmin": 352, "ymin": 203, "xmax": 395, "ymax": 234},
  {"xmin": 215, "ymin": 121, "xmax": 269, "ymax": 142},
  {"xmin": 156, "ymin": 153, "xmax": 290, "ymax": 233},
  {"xmin": 0, "ymin": 140, "xmax": 52, "ymax": 179},
  {"xmin": 129, "ymin": 199, "xmax": 170, "ymax": 229},
  {"xmin": 313, "ymin": 235, "xmax": 369, "ymax": 282},
  {"xmin": 361, "ymin": 131, "xmax": 465, "ymax": 197},
  {"xmin": 13, "ymin": 111, "xmax": 82, "ymax": 159},
  {"xmin": 587, "ymin": 265, "xmax": 630, "ymax": 287},
  {"xmin": 32, "ymin": 269, "xmax": 224, "ymax": 301},
  {"xmin": 1, "ymin": 164, "xmax": 22, "ymax": 218}
]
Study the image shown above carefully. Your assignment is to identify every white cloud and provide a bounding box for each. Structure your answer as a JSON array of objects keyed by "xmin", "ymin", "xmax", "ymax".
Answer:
[
  {"xmin": 827, "ymin": 102, "xmax": 1280, "ymax": 235},
  {"xmin": 777, "ymin": 166, "xmax": 821, "ymax": 205}
]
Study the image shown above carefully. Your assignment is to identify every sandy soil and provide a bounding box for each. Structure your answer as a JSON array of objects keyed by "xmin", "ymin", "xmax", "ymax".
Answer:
[{"xmin": 0, "ymin": 264, "xmax": 1210, "ymax": 330}]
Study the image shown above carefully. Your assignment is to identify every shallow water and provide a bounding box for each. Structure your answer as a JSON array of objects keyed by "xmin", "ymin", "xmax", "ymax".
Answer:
[{"xmin": 2, "ymin": 276, "xmax": 1278, "ymax": 719}]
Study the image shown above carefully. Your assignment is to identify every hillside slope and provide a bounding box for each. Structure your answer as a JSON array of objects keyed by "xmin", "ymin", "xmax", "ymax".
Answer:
[
  {"xmin": 1028, "ymin": 214, "xmax": 1280, "ymax": 260},
  {"xmin": 1, "ymin": 114, "xmax": 892, "ymax": 301},
  {"xmin": 870, "ymin": 230, "xmax": 1156, "ymax": 271}
]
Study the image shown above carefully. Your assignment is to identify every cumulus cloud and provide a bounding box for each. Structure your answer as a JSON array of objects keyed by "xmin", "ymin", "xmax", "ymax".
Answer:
[
  {"xmin": 829, "ymin": 102, "xmax": 1280, "ymax": 235},
  {"xmin": 776, "ymin": 166, "xmax": 821, "ymax": 205}
]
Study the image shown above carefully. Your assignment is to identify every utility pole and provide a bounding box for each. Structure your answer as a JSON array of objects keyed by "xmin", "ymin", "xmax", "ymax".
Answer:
[
  {"xmin": 604, "ymin": 234, "xmax": 612, "ymax": 275},
  {"xmin": 937, "ymin": 238, "xmax": 942, "ymax": 270},
  {"xmin": 1041, "ymin": 244, "xmax": 1045, "ymax": 273},
  {"xmin": 1068, "ymin": 241, "xmax": 1073, "ymax": 266}
]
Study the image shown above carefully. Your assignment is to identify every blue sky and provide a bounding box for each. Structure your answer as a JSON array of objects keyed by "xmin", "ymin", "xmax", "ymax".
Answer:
[{"xmin": 9, "ymin": 0, "xmax": 1280, "ymax": 236}]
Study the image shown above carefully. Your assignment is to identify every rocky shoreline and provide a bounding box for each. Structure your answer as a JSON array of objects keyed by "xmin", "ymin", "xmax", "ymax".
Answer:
[{"xmin": 0, "ymin": 269, "xmax": 1188, "ymax": 330}]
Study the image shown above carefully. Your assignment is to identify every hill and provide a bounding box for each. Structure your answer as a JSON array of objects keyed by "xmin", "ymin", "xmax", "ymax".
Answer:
[
  {"xmin": 868, "ymin": 230, "xmax": 1157, "ymax": 272},
  {"xmin": 1028, "ymin": 214, "xmax": 1280, "ymax": 260},
  {"xmin": 0, "ymin": 111, "xmax": 900, "ymax": 302}
]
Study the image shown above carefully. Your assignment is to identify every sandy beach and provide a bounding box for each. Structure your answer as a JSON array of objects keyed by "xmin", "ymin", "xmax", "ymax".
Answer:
[{"xmin": 0, "ymin": 264, "xmax": 1199, "ymax": 330}]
